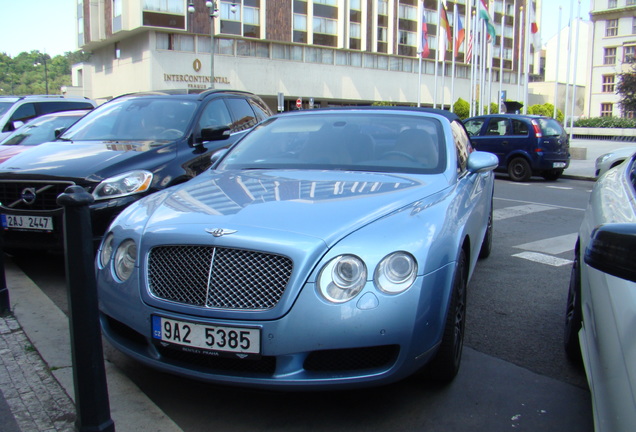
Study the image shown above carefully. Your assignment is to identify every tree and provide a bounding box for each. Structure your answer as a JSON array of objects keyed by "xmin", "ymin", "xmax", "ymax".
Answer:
[
  {"xmin": 453, "ymin": 98, "xmax": 470, "ymax": 119},
  {"xmin": 616, "ymin": 64, "xmax": 636, "ymax": 114},
  {"xmin": 0, "ymin": 50, "xmax": 81, "ymax": 96}
]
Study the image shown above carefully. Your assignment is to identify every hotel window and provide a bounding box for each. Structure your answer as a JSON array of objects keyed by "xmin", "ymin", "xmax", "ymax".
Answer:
[
  {"xmin": 608, "ymin": 0, "xmax": 617, "ymax": 7},
  {"xmin": 113, "ymin": 0, "xmax": 122, "ymax": 32},
  {"xmin": 77, "ymin": 0, "xmax": 84, "ymax": 46},
  {"xmin": 602, "ymin": 75, "xmax": 615, "ymax": 92},
  {"xmin": 625, "ymin": 45, "xmax": 636, "ymax": 63},
  {"xmin": 143, "ymin": 0, "xmax": 184, "ymax": 14},
  {"xmin": 221, "ymin": 1, "xmax": 240, "ymax": 20},
  {"xmin": 350, "ymin": 0, "xmax": 361, "ymax": 9},
  {"xmin": 350, "ymin": 22, "xmax": 361, "ymax": 38},
  {"xmin": 604, "ymin": 47, "xmax": 616, "ymax": 64},
  {"xmin": 313, "ymin": 17, "xmax": 337, "ymax": 35},
  {"xmin": 156, "ymin": 33, "xmax": 194, "ymax": 51},
  {"xmin": 398, "ymin": 4, "xmax": 417, "ymax": 20},
  {"xmin": 628, "ymin": 0, "xmax": 636, "ymax": 5},
  {"xmin": 606, "ymin": 19, "xmax": 618, "ymax": 37},
  {"xmin": 633, "ymin": 17, "xmax": 636, "ymax": 34},
  {"xmin": 600, "ymin": 103, "xmax": 613, "ymax": 117},
  {"xmin": 378, "ymin": 26, "xmax": 387, "ymax": 42},
  {"xmin": 293, "ymin": 0, "xmax": 308, "ymax": 44},
  {"xmin": 378, "ymin": 0, "xmax": 388, "ymax": 16},
  {"xmin": 314, "ymin": 0, "xmax": 337, "ymax": 4}
]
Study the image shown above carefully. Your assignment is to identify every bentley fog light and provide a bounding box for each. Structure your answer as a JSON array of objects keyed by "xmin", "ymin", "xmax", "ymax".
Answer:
[
  {"xmin": 114, "ymin": 239, "xmax": 137, "ymax": 281},
  {"xmin": 375, "ymin": 252, "xmax": 417, "ymax": 294},
  {"xmin": 99, "ymin": 233, "xmax": 114, "ymax": 268},
  {"xmin": 93, "ymin": 171, "xmax": 153, "ymax": 200},
  {"xmin": 318, "ymin": 255, "xmax": 367, "ymax": 303}
]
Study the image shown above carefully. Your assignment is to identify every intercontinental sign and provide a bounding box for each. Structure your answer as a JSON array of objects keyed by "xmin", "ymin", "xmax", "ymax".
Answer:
[{"xmin": 163, "ymin": 59, "xmax": 230, "ymax": 89}]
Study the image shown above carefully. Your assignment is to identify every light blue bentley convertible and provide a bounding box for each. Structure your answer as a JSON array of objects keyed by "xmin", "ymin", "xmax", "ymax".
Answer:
[{"xmin": 96, "ymin": 107, "xmax": 498, "ymax": 390}]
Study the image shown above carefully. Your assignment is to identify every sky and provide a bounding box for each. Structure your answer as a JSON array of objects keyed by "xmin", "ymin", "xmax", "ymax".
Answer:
[{"xmin": 0, "ymin": 0, "xmax": 591, "ymax": 58}]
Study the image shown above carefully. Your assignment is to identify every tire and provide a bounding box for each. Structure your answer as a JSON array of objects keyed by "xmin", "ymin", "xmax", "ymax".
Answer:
[
  {"xmin": 564, "ymin": 250, "xmax": 583, "ymax": 364},
  {"xmin": 542, "ymin": 169, "xmax": 563, "ymax": 181},
  {"xmin": 507, "ymin": 157, "xmax": 532, "ymax": 182},
  {"xmin": 427, "ymin": 249, "xmax": 468, "ymax": 383},
  {"xmin": 479, "ymin": 198, "xmax": 493, "ymax": 259}
]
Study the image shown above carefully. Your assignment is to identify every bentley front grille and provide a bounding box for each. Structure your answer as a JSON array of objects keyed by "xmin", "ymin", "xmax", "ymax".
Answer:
[
  {"xmin": 148, "ymin": 245, "xmax": 293, "ymax": 310},
  {"xmin": 0, "ymin": 180, "xmax": 76, "ymax": 211}
]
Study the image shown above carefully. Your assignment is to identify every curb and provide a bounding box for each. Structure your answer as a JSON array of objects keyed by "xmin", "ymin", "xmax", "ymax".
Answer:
[{"xmin": 4, "ymin": 259, "xmax": 183, "ymax": 432}]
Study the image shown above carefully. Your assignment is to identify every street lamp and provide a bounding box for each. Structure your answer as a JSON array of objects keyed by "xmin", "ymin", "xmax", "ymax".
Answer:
[
  {"xmin": 33, "ymin": 55, "xmax": 49, "ymax": 94},
  {"xmin": 189, "ymin": 1, "xmax": 220, "ymax": 89}
]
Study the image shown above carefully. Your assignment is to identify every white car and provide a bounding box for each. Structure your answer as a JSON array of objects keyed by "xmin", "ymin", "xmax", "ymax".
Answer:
[
  {"xmin": 564, "ymin": 153, "xmax": 636, "ymax": 431},
  {"xmin": 594, "ymin": 146, "xmax": 636, "ymax": 178}
]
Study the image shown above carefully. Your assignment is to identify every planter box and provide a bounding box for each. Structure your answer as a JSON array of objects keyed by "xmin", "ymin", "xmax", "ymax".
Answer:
[{"xmin": 568, "ymin": 127, "xmax": 636, "ymax": 141}]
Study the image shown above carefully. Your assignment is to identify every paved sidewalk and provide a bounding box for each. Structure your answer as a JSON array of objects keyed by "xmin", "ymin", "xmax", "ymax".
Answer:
[{"xmin": 0, "ymin": 259, "xmax": 182, "ymax": 432}]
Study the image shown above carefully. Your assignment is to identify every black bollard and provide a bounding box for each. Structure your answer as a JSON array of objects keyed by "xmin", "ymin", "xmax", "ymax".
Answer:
[
  {"xmin": 0, "ymin": 232, "xmax": 9, "ymax": 317},
  {"xmin": 57, "ymin": 186, "xmax": 115, "ymax": 432}
]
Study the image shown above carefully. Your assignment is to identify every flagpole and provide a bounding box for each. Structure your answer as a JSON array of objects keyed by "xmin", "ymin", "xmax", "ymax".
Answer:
[
  {"xmin": 481, "ymin": 21, "xmax": 487, "ymax": 114},
  {"xmin": 523, "ymin": 0, "xmax": 530, "ymax": 114},
  {"xmin": 564, "ymin": 0, "xmax": 574, "ymax": 127},
  {"xmin": 517, "ymin": 7, "xmax": 523, "ymax": 102},
  {"xmin": 470, "ymin": 10, "xmax": 476, "ymax": 116},
  {"xmin": 499, "ymin": 0, "xmax": 505, "ymax": 113},
  {"xmin": 451, "ymin": 4, "xmax": 458, "ymax": 112},
  {"xmin": 553, "ymin": 6, "xmax": 562, "ymax": 119},
  {"xmin": 569, "ymin": 0, "xmax": 581, "ymax": 140},
  {"xmin": 418, "ymin": 0, "xmax": 423, "ymax": 107},
  {"xmin": 488, "ymin": 33, "xmax": 493, "ymax": 113},
  {"xmin": 434, "ymin": 0, "xmax": 441, "ymax": 109}
]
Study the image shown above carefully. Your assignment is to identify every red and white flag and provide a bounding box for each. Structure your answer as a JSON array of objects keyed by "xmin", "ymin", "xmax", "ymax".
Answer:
[{"xmin": 528, "ymin": 1, "xmax": 541, "ymax": 49}]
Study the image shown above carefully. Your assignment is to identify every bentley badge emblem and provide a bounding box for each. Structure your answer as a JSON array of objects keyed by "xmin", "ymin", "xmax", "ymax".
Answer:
[{"xmin": 205, "ymin": 228, "xmax": 237, "ymax": 237}]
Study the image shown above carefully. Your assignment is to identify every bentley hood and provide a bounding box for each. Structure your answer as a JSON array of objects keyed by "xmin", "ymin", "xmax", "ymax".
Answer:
[{"xmin": 131, "ymin": 169, "xmax": 450, "ymax": 245}]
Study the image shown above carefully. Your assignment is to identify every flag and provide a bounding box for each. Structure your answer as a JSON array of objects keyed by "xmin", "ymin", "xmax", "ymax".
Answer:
[
  {"xmin": 528, "ymin": 0, "xmax": 541, "ymax": 49},
  {"xmin": 466, "ymin": 31, "xmax": 473, "ymax": 63},
  {"xmin": 439, "ymin": 2, "xmax": 452, "ymax": 56},
  {"xmin": 421, "ymin": 9, "xmax": 430, "ymax": 58},
  {"xmin": 454, "ymin": 14, "xmax": 465, "ymax": 56},
  {"xmin": 478, "ymin": 0, "xmax": 496, "ymax": 43}
]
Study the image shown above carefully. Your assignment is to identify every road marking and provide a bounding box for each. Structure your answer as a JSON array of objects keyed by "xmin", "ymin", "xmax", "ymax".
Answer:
[
  {"xmin": 495, "ymin": 197, "xmax": 586, "ymax": 212},
  {"xmin": 547, "ymin": 186, "xmax": 573, "ymax": 190},
  {"xmin": 493, "ymin": 204, "xmax": 554, "ymax": 221},
  {"xmin": 512, "ymin": 252, "xmax": 573, "ymax": 267},
  {"xmin": 514, "ymin": 233, "xmax": 578, "ymax": 255}
]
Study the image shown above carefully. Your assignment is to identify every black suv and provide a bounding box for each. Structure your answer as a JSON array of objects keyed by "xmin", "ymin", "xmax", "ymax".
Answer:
[{"xmin": 0, "ymin": 89, "xmax": 272, "ymax": 252}]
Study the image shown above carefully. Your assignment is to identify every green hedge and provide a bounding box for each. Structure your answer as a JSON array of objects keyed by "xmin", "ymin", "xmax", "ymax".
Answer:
[{"xmin": 573, "ymin": 117, "xmax": 636, "ymax": 128}]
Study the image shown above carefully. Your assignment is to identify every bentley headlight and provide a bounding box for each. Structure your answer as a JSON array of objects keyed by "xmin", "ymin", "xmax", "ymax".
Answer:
[
  {"xmin": 113, "ymin": 239, "xmax": 137, "ymax": 281},
  {"xmin": 93, "ymin": 171, "xmax": 153, "ymax": 200},
  {"xmin": 318, "ymin": 255, "xmax": 367, "ymax": 303},
  {"xmin": 99, "ymin": 233, "xmax": 114, "ymax": 268},
  {"xmin": 374, "ymin": 252, "xmax": 417, "ymax": 294}
]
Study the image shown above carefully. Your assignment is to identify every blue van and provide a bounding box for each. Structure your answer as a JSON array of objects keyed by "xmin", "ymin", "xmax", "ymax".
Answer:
[{"xmin": 464, "ymin": 114, "xmax": 570, "ymax": 181}]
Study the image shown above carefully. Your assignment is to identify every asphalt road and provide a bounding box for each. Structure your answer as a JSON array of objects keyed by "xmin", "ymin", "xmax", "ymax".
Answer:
[{"xmin": 13, "ymin": 175, "xmax": 594, "ymax": 431}]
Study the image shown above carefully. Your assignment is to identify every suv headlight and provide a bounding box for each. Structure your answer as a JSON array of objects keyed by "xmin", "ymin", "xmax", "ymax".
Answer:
[
  {"xmin": 93, "ymin": 171, "xmax": 153, "ymax": 200},
  {"xmin": 317, "ymin": 255, "xmax": 367, "ymax": 303}
]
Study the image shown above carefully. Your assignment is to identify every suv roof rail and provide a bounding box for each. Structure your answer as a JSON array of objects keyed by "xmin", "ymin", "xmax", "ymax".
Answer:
[
  {"xmin": 107, "ymin": 89, "xmax": 256, "ymax": 103},
  {"xmin": 0, "ymin": 95, "xmax": 92, "ymax": 100}
]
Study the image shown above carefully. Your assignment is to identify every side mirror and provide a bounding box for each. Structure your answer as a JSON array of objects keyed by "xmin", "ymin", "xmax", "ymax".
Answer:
[
  {"xmin": 199, "ymin": 125, "xmax": 231, "ymax": 144},
  {"xmin": 584, "ymin": 223, "xmax": 636, "ymax": 283},
  {"xmin": 467, "ymin": 151, "xmax": 498, "ymax": 173},
  {"xmin": 11, "ymin": 120, "xmax": 25, "ymax": 131},
  {"xmin": 54, "ymin": 127, "xmax": 67, "ymax": 139}
]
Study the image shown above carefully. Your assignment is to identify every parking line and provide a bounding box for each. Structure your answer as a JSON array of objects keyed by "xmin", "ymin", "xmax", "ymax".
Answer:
[
  {"xmin": 512, "ymin": 251, "xmax": 573, "ymax": 267},
  {"xmin": 514, "ymin": 233, "xmax": 578, "ymax": 255},
  {"xmin": 493, "ymin": 204, "xmax": 554, "ymax": 221}
]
